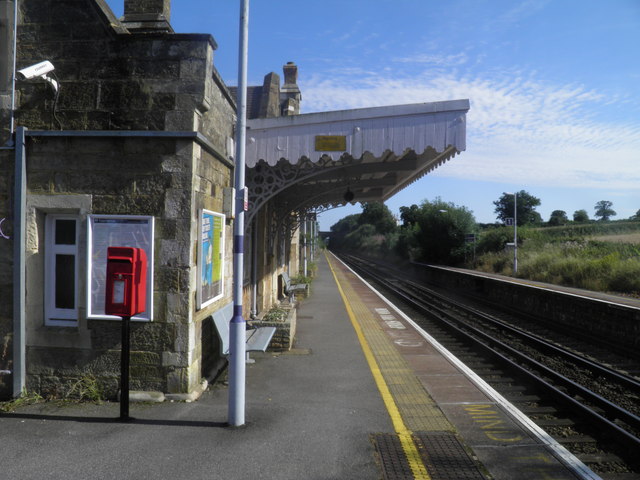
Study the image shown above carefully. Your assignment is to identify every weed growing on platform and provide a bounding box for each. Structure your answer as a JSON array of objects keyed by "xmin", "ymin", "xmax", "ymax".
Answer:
[
  {"xmin": 0, "ymin": 390, "xmax": 44, "ymax": 413},
  {"xmin": 65, "ymin": 374, "xmax": 104, "ymax": 402}
]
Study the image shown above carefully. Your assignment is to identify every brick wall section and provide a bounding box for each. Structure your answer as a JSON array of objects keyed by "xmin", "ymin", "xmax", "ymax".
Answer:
[{"xmin": 416, "ymin": 265, "xmax": 640, "ymax": 352}]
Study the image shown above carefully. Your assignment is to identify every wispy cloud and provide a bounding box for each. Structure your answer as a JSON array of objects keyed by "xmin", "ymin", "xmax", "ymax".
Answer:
[
  {"xmin": 300, "ymin": 69, "xmax": 640, "ymax": 190},
  {"xmin": 498, "ymin": 0, "xmax": 551, "ymax": 26},
  {"xmin": 393, "ymin": 52, "xmax": 469, "ymax": 66}
]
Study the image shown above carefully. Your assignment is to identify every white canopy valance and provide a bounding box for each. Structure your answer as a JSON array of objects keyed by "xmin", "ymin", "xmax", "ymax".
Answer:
[{"xmin": 245, "ymin": 99, "xmax": 469, "ymax": 167}]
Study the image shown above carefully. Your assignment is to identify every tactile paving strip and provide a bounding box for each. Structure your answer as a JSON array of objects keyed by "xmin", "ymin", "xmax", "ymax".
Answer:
[
  {"xmin": 372, "ymin": 433, "xmax": 416, "ymax": 480},
  {"xmin": 331, "ymin": 262, "xmax": 452, "ymax": 432},
  {"xmin": 373, "ymin": 432, "xmax": 486, "ymax": 480},
  {"xmin": 413, "ymin": 432, "xmax": 486, "ymax": 479}
]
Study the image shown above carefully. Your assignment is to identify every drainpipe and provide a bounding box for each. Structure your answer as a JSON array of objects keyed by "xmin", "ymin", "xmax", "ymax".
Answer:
[
  {"xmin": 310, "ymin": 216, "xmax": 315, "ymax": 261},
  {"xmin": 8, "ymin": 0, "xmax": 17, "ymax": 139},
  {"xmin": 250, "ymin": 216, "xmax": 258, "ymax": 318},
  {"xmin": 302, "ymin": 216, "xmax": 307, "ymax": 277},
  {"xmin": 12, "ymin": 126, "xmax": 26, "ymax": 396}
]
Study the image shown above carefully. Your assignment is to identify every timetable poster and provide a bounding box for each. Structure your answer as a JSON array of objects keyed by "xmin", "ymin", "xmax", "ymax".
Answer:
[
  {"xmin": 198, "ymin": 210, "xmax": 225, "ymax": 308},
  {"xmin": 88, "ymin": 215, "xmax": 154, "ymax": 320}
]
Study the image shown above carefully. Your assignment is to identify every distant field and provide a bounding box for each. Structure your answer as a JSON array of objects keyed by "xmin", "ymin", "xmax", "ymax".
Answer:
[
  {"xmin": 475, "ymin": 224, "xmax": 640, "ymax": 295},
  {"xmin": 591, "ymin": 233, "xmax": 640, "ymax": 244}
]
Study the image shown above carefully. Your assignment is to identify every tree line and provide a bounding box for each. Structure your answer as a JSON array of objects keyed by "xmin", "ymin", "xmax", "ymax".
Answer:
[
  {"xmin": 492, "ymin": 192, "xmax": 633, "ymax": 226},
  {"xmin": 329, "ymin": 192, "xmax": 640, "ymax": 266}
]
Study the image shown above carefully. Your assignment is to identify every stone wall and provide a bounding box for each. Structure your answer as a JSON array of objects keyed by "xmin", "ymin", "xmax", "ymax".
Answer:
[
  {"xmin": 21, "ymin": 136, "xmax": 187, "ymax": 398},
  {"xmin": 0, "ymin": 0, "xmax": 239, "ymax": 400},
  {"xmin": 257, "ymin": 305, "xmax": 297, "ymax": 352},
  {"xmin": 0, "ymin": 0, "xmax": 308, "ymax": 400},
  {"xmin": 9, "ymin": 0, "xmax": 220, "ymax": 140},
  {"xmin": 8, "ymin": 130, "xmax": 233, "ymax": 399},
  {"xmin": 416, "ymin": 264, "xmax": 640, "ymax": 353}
]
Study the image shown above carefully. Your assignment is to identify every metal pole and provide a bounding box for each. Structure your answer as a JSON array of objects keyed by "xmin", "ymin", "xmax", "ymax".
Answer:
[
  {"xmin": 228, "ymin": 0, "xmax": 249, "ymax": 427},
  {"xmin": 310, "ymin": 216, "xmax": 315, "ymax": 261},
  {"xmin": 302, "ymin": 216, "xmax": 307, "ymax": 277},
  {"xmin": 513, "ymin": 192, "xmax": 518, "ymax": 274},
  {"xmin": 250, "ymin": 217, "xmax": 258, "ymax": 318},
  {"xmin": 120, "ymin": 315, "xmax": 131, "ymax": 421},
  {"xmin": 12, "ymin": 126, "xmax": 26, "ymax": 396},
  {"xmin": 9, "ymin": 0, "xmax": 17, "ymax": 137}
]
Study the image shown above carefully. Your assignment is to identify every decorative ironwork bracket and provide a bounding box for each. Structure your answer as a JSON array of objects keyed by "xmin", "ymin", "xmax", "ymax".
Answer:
[{"xmin": 245, "ymin": 155, "xmax": 359, "ymax": 225}]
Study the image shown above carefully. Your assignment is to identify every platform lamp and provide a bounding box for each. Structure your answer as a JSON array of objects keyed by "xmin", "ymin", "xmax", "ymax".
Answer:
[
  {"xmin": 229, "ymin": 0, "xmax": 250, "ymax": 427},
  {"xmin": 504, "ymin": 192, "xmax": 518, "ymax": 274}
]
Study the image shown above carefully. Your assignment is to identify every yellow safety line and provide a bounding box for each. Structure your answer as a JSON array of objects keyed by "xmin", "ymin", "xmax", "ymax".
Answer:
[{"xmin": 326, "ymin": 252, "xmax": 431, "ymax": 480}]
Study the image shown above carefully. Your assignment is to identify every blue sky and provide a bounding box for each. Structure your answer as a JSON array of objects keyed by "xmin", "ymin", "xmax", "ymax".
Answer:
[{"xmin": 107, "ymin": 0, "xmax": 640, "ymax": 230}]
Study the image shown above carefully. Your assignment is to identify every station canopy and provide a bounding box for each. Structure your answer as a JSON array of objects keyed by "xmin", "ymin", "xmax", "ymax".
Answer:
[{"xmin": 244, "ymin": 99, "xmax": 469, "ymax": 224}]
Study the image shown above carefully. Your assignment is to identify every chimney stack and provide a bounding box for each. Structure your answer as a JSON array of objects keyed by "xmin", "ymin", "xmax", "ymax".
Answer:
[
  {"xmin": 283, "ymin": 62, "xmax": 298, "ymax": 86},
  {"xmin": 280, "ymin": 62, "xmax": 301, "ymax": 116},
  {"xmin": 122, "ymin": 0, "xmax": 173, "ymax": 33}
]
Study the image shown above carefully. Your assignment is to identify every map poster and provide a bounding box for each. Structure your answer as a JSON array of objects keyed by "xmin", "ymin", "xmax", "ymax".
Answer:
[
  {"xmin": 87, "ymin": 215, "xmax": 154, "ymax": 320},
  {"xmin": 198, "ymin": 209, "xmax": 225, "ymax": 308}
]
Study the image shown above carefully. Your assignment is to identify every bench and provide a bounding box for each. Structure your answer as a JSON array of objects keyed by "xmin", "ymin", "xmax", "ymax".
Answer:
[
  {"xmin": 281, "ymin": 271, "xmax": 308, "ymax": 300},
  {"xmin": 212, "ymin": 302, "xmax": 276, "ymax": 363}
]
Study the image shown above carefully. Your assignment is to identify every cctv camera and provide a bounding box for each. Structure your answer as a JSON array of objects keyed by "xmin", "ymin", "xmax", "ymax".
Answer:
[
  {"xmin": 17, "ymin": 60, "xmax": 55, "ymax": 80},
  {"xmin": 17, "ymin": 60, "xmax": 58, "ymax": 92}
]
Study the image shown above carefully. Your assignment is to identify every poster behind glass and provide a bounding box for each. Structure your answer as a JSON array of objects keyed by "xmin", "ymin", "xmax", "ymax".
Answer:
[
  {"xmin": 87, "ymin": 215, "xmax": 154, "ymax": 320},
  {"xmin": 198, "ymin": 210, "xmax": 225, "ymax": 308}
]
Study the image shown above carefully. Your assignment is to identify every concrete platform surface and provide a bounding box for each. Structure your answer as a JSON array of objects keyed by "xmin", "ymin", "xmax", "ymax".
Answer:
[
  {"xmin": 0, "ymin": 252, "xmax": 600, "ymax": 480},
  {"xmin": 0, "ymin": 253, "xmax": 392, "ymax": 480}
]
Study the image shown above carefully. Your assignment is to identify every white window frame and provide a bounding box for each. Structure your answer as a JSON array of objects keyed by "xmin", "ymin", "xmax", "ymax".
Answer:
[{"xmin": 44, "ymin": 214, "xmax": 79, "ymax": 327}]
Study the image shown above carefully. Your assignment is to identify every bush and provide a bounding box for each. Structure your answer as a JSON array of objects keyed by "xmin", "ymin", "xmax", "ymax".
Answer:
[
  {"xmin": 262, "ymin": 307, "xmax": 288, "ymax": 322},
  {"xmin": 476, "ymin": 227, "xmax": 514, "ymax": 254},
  {"xmin": 476, "ymin": 235, "xmax": 640, "ymax": 296},
  {"xmin": 608, "ymin": 259, "xmax": 640, "ymax": 292}
]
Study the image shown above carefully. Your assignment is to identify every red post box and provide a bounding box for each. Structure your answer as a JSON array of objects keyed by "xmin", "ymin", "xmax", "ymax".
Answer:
[{"xmin": 105, "ymin": 246, "xmax": 147, "ymax": 317}]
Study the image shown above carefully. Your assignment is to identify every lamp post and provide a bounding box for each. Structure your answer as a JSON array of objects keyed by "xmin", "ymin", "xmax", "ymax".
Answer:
[
  {"xmin": 505, "ymin": 192, "xmax": 518, "ymax": 274},
  {"xmin": 513, "ymin": 192, "xmax": 518, "ymax": 274},
  {"xmin": 229, "ymin": 0, "xmax": 250, "ymax": 427}
]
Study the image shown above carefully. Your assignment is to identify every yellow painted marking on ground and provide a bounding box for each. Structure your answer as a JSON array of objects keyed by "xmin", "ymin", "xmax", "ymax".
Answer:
[
  {"xmin": 328, "ymin": 255, "xmax": 452, "ymax": 433},
  {"xmin": 326, "ymin": 253, "xmax": 431, "ymax": 480}
]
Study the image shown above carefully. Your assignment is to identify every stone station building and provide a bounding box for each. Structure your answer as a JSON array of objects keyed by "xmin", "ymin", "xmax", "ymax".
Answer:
[{"xmin": 0, "ymin": 0, "xmax": 469, "ymax": 401}]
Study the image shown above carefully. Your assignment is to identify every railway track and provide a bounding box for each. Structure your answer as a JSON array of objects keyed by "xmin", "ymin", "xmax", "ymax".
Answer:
[{"xmin": 339, "ymin": 253, "xmax": 640, "ymax": 479}]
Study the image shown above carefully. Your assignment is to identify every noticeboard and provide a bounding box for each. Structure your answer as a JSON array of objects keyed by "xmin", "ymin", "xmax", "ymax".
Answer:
[
  {"xmin": 197, "ymin": 209, "xmax": 225, "ymax": 309},
  {"xmin": 87, "ymin": 215, "xmax": 154, "ymax": 320}
]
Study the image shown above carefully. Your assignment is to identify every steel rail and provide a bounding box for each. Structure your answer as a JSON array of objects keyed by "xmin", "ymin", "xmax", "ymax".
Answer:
[
  {"xmin": 402, "ymin": 278, "xmax": 640, "ymax": 394},
  {"xmin": 341, "ymin": 254, "xmax": 640, "ymax": 456}
]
